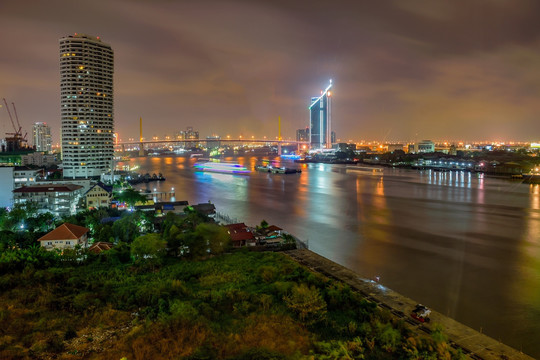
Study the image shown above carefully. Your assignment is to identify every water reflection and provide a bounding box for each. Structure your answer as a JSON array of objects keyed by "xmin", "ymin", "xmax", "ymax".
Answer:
[{"xmin": 123, "ymin": 156, "xmax": 540, "ymax": 358}]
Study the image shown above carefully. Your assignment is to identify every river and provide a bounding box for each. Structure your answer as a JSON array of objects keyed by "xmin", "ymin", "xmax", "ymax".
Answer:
[{"xmin": 121, "ymin": 155, "xmax": 540, "ymax": 357}]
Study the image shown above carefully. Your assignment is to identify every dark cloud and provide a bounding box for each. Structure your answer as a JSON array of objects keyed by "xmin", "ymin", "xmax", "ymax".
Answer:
[{"xmin": 1, "ymin": 0, "xmax": 540, "ymax": 143}]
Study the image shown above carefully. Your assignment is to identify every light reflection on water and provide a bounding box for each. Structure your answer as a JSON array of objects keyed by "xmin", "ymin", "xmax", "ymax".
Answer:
[{"xmin": 125, "ymin": 156, "xmax": 540, "ymax": 358}]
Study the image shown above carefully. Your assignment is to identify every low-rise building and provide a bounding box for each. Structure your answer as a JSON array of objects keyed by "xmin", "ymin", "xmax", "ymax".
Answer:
[
  {"xmin": 13, "ymin": 166, "xmax": 40, "ymax": 188},
  {"xmin": 38, "ymin": 223, "xmax": 89, "ymax": 251},
  {"xmin": 224, "ymin": 223, "xmax": 256, "ymax": 247},
  {"xmin": 192, "ymin": 203, "xmax": 216, "ymax": 218},
  {"xmin": 21, "ymin": 152, "xmax": 57, "ymax": 167},
  {"xmin": 84, "ymin": 182, "xmax": 113, "ymax": 209},
  {"xmin": 0, "ymin": 167, "xmax": 14, "ymax": 208},
  {"xmin": 417, "ymin": 140, "xmax": 435, "ymax": 153},
  {"xmin": 135, "ymin": 200, "xmax": 189, "ymax": 215},
  {"xmin": 36, "ymin": 178, "xmax": 92, "ymax": 194},
  {"xmin": 13, "ymin": 184, "xmax": 84, "ymax": 216},
  {"xmin": 88, "ymin": 241, "xmax": 114, "ymax": 254},
  {"xmin": 387, "ymin": 144, "xmax": 404, "ymax": 153}
]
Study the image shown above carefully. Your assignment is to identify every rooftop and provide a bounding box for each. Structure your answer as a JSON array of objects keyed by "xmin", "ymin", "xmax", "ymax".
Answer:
[
  {"xmin": 14, "ymin": 184, "xmax": 83, "ymax": 193},
  {"xmin": 38, "ymin": 223, "xmax": 89, "ymax": 242}
]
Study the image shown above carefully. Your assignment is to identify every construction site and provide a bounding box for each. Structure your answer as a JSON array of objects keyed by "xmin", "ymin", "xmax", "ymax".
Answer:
[
  {"xmin": 1, "ymin": 98, "xmax": 30, "ymax": 152},
  {"xmin": 1, "ymin": 98, "xmax": 33, "ymax": 165}
]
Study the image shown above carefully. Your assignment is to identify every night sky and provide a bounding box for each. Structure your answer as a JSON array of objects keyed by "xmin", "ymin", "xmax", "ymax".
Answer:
[{"xmin": 1, "ymin": 0, "xmax": 540, "ymax": 144}]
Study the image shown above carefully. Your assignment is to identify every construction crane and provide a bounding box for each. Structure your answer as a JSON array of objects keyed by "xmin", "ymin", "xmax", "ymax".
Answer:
[
  {"xmin": 2, "ymin": 98, "xmax": 28, "ymax": 152},
  {"xmin": 11, "ymin": 101, "xmax": 26, "ymax": 140}
]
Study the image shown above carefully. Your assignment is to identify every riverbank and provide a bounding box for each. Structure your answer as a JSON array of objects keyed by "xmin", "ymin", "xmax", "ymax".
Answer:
[
  {"xmin": 284, "ymin": 249, "xmax": 534, "ymax": 360},
  {"xmin": 120, "ymin": 155, "xmax": 540, "ymax": 357}
]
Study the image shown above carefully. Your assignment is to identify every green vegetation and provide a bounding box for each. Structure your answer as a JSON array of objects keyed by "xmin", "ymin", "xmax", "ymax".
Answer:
[
  {"xmin": 113, "ymin": 188, "xmax": 149, "ymax": 208},
  {"xmin": 0, "ymin": 203, "xmax": 154, "ymax": 250},
  {"xmin": 0, "ymin": 207, "xmax": 464, "ymax": 359}
]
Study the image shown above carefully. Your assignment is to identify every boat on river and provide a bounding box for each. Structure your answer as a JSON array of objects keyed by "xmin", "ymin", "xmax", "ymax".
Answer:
[
  {"xmin": 346, "ymin": 165, "xmax": 384, "ymax": 175},
  {"xmin": 194, "ymin": 161, "xmax": 250, "ymax": 174},
  {"xmin": 255, "ymin": 164, "xmax": 301, "ymax": 174}
]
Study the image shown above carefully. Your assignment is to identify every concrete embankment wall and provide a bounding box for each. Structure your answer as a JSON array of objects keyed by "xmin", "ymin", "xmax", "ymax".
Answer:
[{"xmin": 284, "ymin": 249, "xmax": 534, "ymax": 360}]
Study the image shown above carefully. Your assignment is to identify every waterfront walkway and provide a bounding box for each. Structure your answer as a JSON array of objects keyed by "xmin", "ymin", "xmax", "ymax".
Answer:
[{"xmin": 284, "ymin": 249, "xmax": 534, "ymax": 360}]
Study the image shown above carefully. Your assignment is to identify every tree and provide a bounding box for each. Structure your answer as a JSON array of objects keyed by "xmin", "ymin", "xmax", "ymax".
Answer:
[
  {"xmin": 25, "ymin": 212, "xmax": 55, "ymax": 233},
  {"xmin": 194, "ymin": 223, "xmax": 230, "ymax": 255},
  {"xmin": 3, "ymin": 202, "xmax": 39, "ymax": 231},
  {"xmin": 284, "ymin": 284, "xmax": 327, "ymax": 325},
  {"xmin": 95, "ymin": 224, "xmax": 114, "ymax": 243},
  {"xmin": 114, "ymin": 188, "xmax": 148, "ymax": 208},
  {"xmin": 131, "ymin": 234, "xmax": 166, "ymax": 267},
  {"xmin": 164, "ymin": 224, "xmax": 184, "ymax": 257},
  {"xmin": 112, "ymin": 211, "xmax": 152, "ymax": 243}
]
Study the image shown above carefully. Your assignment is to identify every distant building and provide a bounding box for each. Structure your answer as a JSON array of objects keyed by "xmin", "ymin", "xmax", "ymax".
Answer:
[
  {"xmin": 417, "ymin": 140, "xmax": 435, "ymax": 153},
  {"xmin": 0, "ymin": 150, "xmax": 34, "ymax": 166},
  {"xmin": 296, "ymin": 127, "xmax": 309, "ymax": 142},
  {"xmin": 175, "ymin": 126, "xmax": 199, "ymax": 140},
  {"xmin": 38, "ymin": 223, "xmax": 89, "ymax": 251},
  {"xmin": 13, "ymin": 184, "xmax": 84, "ymax": 216},
  {"xmin": 387, "ymin": 144, "xmax": 404, "ymax": 153},
  {"xmin": 84, "ymin": 182, "xmax": 113, "ymax": 209},
  {"xmin": 32, "ymin": 122, "xmax": 52, "ymax": 153},
  {"xmin": 336, "ymin": 143, "xmax": 356, "ymax": 152},
  {"xmin": 0, "ymin": 167, "xmax": 14, "ymax": 208},
  {"xmin": 13, "ymin": 166, "xmax": 40, "ymax": 188},
  {"xmin": 206, "ymin": 136, "xmax": 221, "ymax": 149},
  {"xmin": 309, "ymin": 80, "xmax": 333, "ymax": 149},
  {"xmin": 21, "ymin": 152, "xmax": 57, "ymax": 167},
  {"xmin": 60, "ymin": 33, "xmax": 114, "ymax": 179}
]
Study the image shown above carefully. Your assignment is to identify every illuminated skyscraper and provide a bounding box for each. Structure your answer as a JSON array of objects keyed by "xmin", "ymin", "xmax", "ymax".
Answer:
[
  {"xmin": 60, "ymin": 34, "xmax": 114, "ymax": 178},
  {"xmin": 32, "ymin": 122, "xmax": 52, "ymax": 153},
  {"xmin": 309, "ymin": 80, "xmax": 333, "ymax": 149}
]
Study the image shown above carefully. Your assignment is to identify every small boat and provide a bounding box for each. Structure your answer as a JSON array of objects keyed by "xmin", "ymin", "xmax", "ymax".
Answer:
[
  {"xmin": 255, "ymin": 164, "xmax": 301, "ymax": 174},
  {"xmin": 346, "ymin": 166, "xmax": 384, "ymax": 175},
  {"xmin": 255, "ymin": 165, "xmax": 271, "ymax": 172}
]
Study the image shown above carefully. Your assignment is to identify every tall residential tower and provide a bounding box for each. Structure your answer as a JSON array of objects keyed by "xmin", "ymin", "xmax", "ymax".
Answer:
[
  {"xmin": 309, "ymin": 80, "xmax": 333, "ymax": 149},
  {"xmin": 32, "ymin": 122, "xmax": 52, "ymax": 153},
  {"xmin": 60, "ymin": 34, "xmax": 114, "ymax": 178}
]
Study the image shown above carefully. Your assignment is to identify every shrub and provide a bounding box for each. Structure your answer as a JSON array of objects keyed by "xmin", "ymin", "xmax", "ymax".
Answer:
[{"xmin": 284, "ymin": 284, "xmax": 327, "ymax": 325}]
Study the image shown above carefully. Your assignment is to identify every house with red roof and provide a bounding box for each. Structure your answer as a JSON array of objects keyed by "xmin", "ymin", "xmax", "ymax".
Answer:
[
  {"xmin": 37, "ymin": 223, "xmax": 89, "ymax": 251},
  {"xmin": 224, "ymin": 223, "xmax": 257, "ymax": 247},
  {"xmin": 88, "ymin": 241, "xmax": 115, "ymax": 254}
]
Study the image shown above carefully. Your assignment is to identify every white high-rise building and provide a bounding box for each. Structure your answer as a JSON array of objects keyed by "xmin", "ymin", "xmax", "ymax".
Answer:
[
  {"xmin": 60, "ymin": 34, "xmax": 114, "ymax": 179},
  {"xmin": 33, "ymin": 122, "xmax": 52, "ymax": 153}
]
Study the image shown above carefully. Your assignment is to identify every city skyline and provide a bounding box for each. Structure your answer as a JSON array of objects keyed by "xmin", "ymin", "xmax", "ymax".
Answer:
[{"xmin": 1, "ymin": 0, "xmax": 540, "ymax": 144}]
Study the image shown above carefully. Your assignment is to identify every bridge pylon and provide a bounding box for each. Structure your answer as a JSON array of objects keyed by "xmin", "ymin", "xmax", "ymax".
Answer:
[{"xmin": 139, "ymin": 117, "xmax": 145, "ymax": 157}]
